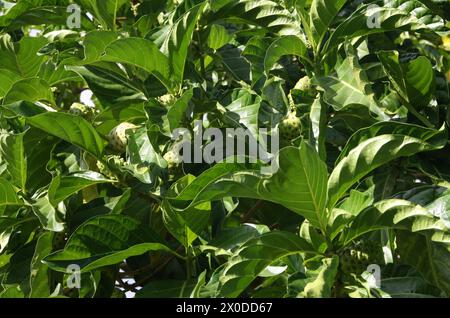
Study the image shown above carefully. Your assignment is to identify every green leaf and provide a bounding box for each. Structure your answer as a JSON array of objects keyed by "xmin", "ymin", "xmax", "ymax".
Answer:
[
  {"xmin": 221, "ymin": 89, "xmax": 261, "ymax": 142},
  {"xmin": 76, "ymin": 0, "xmax": 128, "ymax": 30},
  {"xmin": 324, "ymin": 5, "xmax": 430, "ymax": 53},
  {"xmin": 101, "ymin": 37, "xmax": 171, "ymax": 88},
  {"xmin": 309, "ymin": 0, "xmax": 347, "ymax": 52},
  {"xmin": 169, "ymin": 142, "xmax": 329, "ymax": 230},
  {"xmin": 343, "ymin": 199, "xmax": 450, "ymax": 246},
  {"xmin": 48, "ymin": 171, "xmax": 114, "ymax": 205},
  {"xmin": 0, "ymin": 128, "xmax": 52, "ymax": 194},
  {"xmin": 317, "ymin": 47, "xmax": 380, "ymax": 114},
  {"xmin": 162, "ymin": 200, "xmax": 210, "ymax": 247},
  {"xmin": 27, "ymin": 112, "xmax": 105, "ymax": 158},
  {"xmin": 79, "ymin": 30, "xmax": 118, "ymax": 64},
  {"xmin": 67, "ymin": 64, "xmax": 147, "ymax": 107},
  {"xmin": 242, "ymin": 36, "xmax": 273, "ymax": 84},
  {"xmin": 0, "ymin": 69, "xmax": 21, "ymax": 98},
  {"xmin": 378, "ymin": 51, "xmax": 435, "ymax": 109},
  {"xmin": 0, "ymin": 178, "xmax": 22, "ymax": 207},
  {"xmin": 217, "ymin": 231, "xmax": 314, "ymax": 297},
  {"xmin": 204, "ymin": 224, "xmax": 268, "ymax": 255},
  {"xmin": 31, "ymin": 196, "xmax": 64, "ymax": 232},
  {"xmin": 29, "ymin": 232, "xmax": 53, "ymax": 298},
  {"xmin": 0, "ymin": 36, "xmax": 48, "ymax": 77},
  {"xmin": 301, "ymin": 256, "xmax": 339, "ymax": 297},
  {"xmin": 328, "ymin": 129, "xmax": 447, "ymax": 209},
  {"xmin": 397, "ymin": 230, "xmax": 450, "ymax": 295},
  {"xmin": 208, "ymin": 0, "xmax": 298, "ymax": 35},
  {"xmin": 37, "ymin": 61, "xmax": 80, "ymax": 86},
  {"xmin": 217, "ymin": 45, "xmax": 251, "ymax": 83},
  {"xmin": 2, "ymin": 78, "xmax": 55, "ymax": 106},
  {"xmin": 299, "ymin": 220, "xmax": 328, "ymax": 253},
  {"xmin": 264, "ymin": 35, "xmax": 308, "ymax": 74},
  {"xmin": 309, "ymin": 95, "xmax": 327, "ymax": 161},
  {"xmin": 160, "ymin": 2, "xmax": 206, "ymax": 86},
  {"xmin": 338, "ymin": 121, "xmax": 444, "ymax": 163},
  {"xmin": 0, "ymin": 3, "xmax": 70, "ymax": 30},
  {"xmin": 256, "ymin": 144, "xmax": 329, "ymax": 230},
  {"xmin": 43, "ymin": 215, "xmax": 178, "ymax": 272},
  {"xmin": 207, "ymin": 24, "xmax": 233, "ymax": 50},
  {"xmin": 165, "ymin": 89, "xmax": 193, "ymax": 133},
  {"xmin": 0, "ymin": 132, "xmax": 27, "ymax": 191}
]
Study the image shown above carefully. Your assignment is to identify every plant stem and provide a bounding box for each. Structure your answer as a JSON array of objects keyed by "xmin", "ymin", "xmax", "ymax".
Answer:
[{"xmin": 186, "ymin": 245, "xmax": 194, "ymax": 279}]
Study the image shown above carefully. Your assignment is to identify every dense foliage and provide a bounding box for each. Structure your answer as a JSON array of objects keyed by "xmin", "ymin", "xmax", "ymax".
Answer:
[{"xmin": 0, "ymin": 0, "xmax": 449, "ymax": 298}]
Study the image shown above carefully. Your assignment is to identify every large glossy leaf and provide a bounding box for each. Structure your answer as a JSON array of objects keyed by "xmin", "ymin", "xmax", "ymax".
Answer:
[
  {"xmin": 0, "ymin": 69, "xmax": 21, "ymax": 99},
  {"xmin": 75, "ymin": 0, "xmax": 128, "ymax": 30},
  {"xmin": 48, "ymin": 171, "xmax": 114, "ymax": 205},
  {"xmin": 162, "ymin": 200, "xmax": 211, "ymax": 247},
  {"xmin": 207, "ymin": 24, "xmax": 233, "ymax": 50},
  {"xmin": 317, "ymin": 47, "xmax": 379, "ymax": 114},
  {"xmin": 264, "ymin": 35, "xmax": 308, "ymax": 74},
  {"xmin": 79, "ymin": 30, "xmax": 118, "ymax": 64},
  {"xmin": 37, "ymin": 61, "xmax": 80, "ymax": 86},
  {"xmin": 2, "ymin": 78, "xmax": 55, "ymax": 106},
  {"xmin": 308, "ymin": 0, "xmax": 347, "ymax": 52},
  {"xmin": 0, "ymin": 132, "xmax": 26, "ymax": 191},
  {"xmin": 242, "ymin": 36, "xmax": 273, "ymax": 84},
  {"xmin": 43, "ymin": 215, "xmax": 177, "ymax": 272},
  {"xmin": 160, "ymin": 2, "xmax": 206, "ymax": 86},
  {"xmin": 29, "ymin": 232, "xmax": 53, "ymax": 298},
  {"xmin": 0, "ymin": 178, "xmax": 21, "ymax": 207},
  {"xmin": 208, "ymin": 0, "xmax": 298, "ymax": 35},
  {"xmin": 165, "ymin": 88, "xmax": 193, "ymax": 133},
  {"xmin": 301, "ymin": 256, "xmax": 339, "ymax": 297},
  {"xmin": 67, "ymin": 64, "xmax": 147, "ymax": 106},
  {"xmin": 309, "ymin": 95, "xmax": 327, "ymax": 160},
  {"xmin": 22, "ymin": 128, "xmax": 55, "ymax": 192},
  {"xmin": 101, "ymin": 38, "xmax": 171, "ymax": 88},
  {"xmin": 27, "ymin": 112, "xmax": 105, "ymax": 158},
  {"xmin": 328, "ymin": 129, "xmax": 447, "ymax": 209},
  {"xmin": 221, "ymin": 89, "xmax": 261, "ymax": 142},
  {"xmin": 169, "ymin": 142, "xmax": 329, "ymax": 230},
  {"xmin": 378, "ymin": 51, "xmax": 435, "ymax": 109},
  {"xmin": 217, "ymin": 45, "xmax": 251, "ymax": 83},
  {"xmin": 215, "ymin": 231, "xmax": 314, "ymax": 297},
  {"xmin": 0, "ymin": 2, "xmax": 71, "ymax": 30},
  {"xmin": 0, "ymin": 36, "xmax": 48, "ymax": 78},
  {"xmin": 338, "ymin": 122, "xmax": 444, "ymax": 162},
  {"xmin": 0, "ymin": 128, "xmax": 53, "ymax": 194},
  {"xmin": 397, "ymin": 230, "xmax": 450, "ymax": 295},
  {"xmin": 342, "ymin": 199, "xmax": 450, "ymax": 246},
  {"xmin": 383, "ymin": 0, "xmax": 445, "ymax": 31},
  {"xmin": 31, "ymin": 196, "xmax": 64, "ymax": 232},
  {"xmin": 323, "ymin": 4, "xmax": 433, "ymax": 53}
]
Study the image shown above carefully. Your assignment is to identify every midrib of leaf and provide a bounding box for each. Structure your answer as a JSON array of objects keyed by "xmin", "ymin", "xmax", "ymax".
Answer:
[
  {"xmin": 18, "ymin": 135, "xmax": 26, "ymax": 192},
  {"xmin": 301, "ymin": 157, "xmax": 326, "ymax": 232},
  {"xmin": 113, "ymin": 0, "xmax": 118, "ymax": 32}
]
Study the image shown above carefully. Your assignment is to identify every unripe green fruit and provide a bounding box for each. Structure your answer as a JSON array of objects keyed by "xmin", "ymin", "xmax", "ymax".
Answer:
[
  {"xmin": 293, "ymin": 76, "xmax": 316, "ymax": 96},
  {"xmin": 279, "ymin": 111, "xmax": 301, "ymax": 145},
  {"xmin": 69, "ymin": 102, "xmax": 95, "ymax": 120},
  {"xmin": 107, "ymin": 122, "xmax": 139, "ymax": 153},
  {"xmin": 157, "ymin": 94, "xmax": 177, "ymax": 107},
  {"xmin": 163, "ymin": 148, "xmax": 183, "ymax": 180}
]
